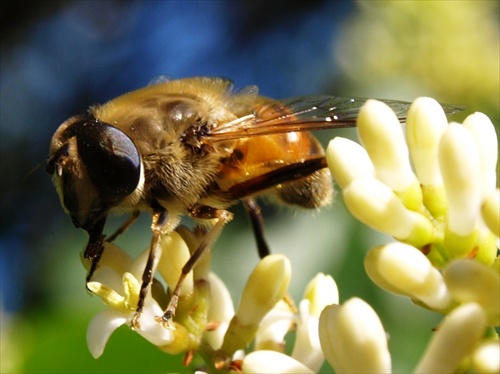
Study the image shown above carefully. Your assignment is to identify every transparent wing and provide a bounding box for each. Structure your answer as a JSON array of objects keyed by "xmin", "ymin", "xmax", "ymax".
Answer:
[{"xmin": 205, "ymin": 95, "xmax": 464, "ymax": 142}]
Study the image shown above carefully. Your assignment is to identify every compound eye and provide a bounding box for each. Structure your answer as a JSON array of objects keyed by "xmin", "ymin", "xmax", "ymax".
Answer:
[{"xmin": 77, "ymin": 119, "xmax": 141, "ymax": 204}]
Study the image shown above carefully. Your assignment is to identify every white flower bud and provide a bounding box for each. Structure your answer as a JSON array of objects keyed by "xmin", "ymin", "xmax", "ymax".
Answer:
[
  {"xmin": 241, "ymin": 350, "xmax": 314, "ymax": 374},
  {"xmin": 365, "ymin": 243, "xmax": 451, "ymax": 309},
  {"xmin": 443, "ymin": 259, "xmax": 500, "ymax": 325},
  {"xmin": 218, "ymin": 255, "xmax": 291, "ymax": 356},
  {"xmin": 236, "ymin": 254, "xmax": 291, "ymax": 325},
  {"xmin": 463, "ymin": 112, "xmax": 498, "ymax": 197},
  {"xmin": 326, "ymin": 137, "xmax": 375, "ymax": 189},
  {"xmin": 481, "ymin": 188, "xmax": 500, "ymax": 238},
  {"xmin": 439, "ymin": 123, "xmax": 482, "ymax": 236},
  {"xmin": 406, "ymin": 97, "xmax": 448, "ymax": 186},
  {"xmin": 471, "ymin": 340, "xmax": 500, "ymax": 374},
  {"xmin": 357, "ymin": 99, "xmax": 418, "ymax": 193},
  {"xmin": 414, "ymin": 303, "xmax": 487, "ymax": 374},
  {"xmin": 155, "ymin": 230, "xmax": 194, "ymax": 295},
  {"xmin": 343, "ymin": 179, "xmax": 433, "ymax": 247},
  {"xmin": 319, "ymin": 298, "xmax": 391, "ymax": 373}
]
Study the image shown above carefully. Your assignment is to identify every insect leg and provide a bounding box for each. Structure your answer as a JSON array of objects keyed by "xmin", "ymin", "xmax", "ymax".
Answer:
[
  {"xmin": 85, "ymin": 211, "xmax": 141, "ymax": 284},
  {"xmin": 243, "ymin": 198, "xmax": 271, "ymax": 258},
  {"xmin": 131, "ymin": 207, "xmax": 169, "ymax": 329},
  {"xmin": 242, "ymin": 199, "xmax": 298, "ymax": 314},
  {"xmin": 106, "ymin": 210, "xmax": 140, "ymax": 242},
  {"xmin": 86, "ymin": 249, "xmax": 103, "ymax": 284},
  {"xmin": 156, "ymin": 205, "xmax": 233, "ymax": 326},
  {"xmin": 84, "ymin": 216, "xmax": 107, "ymax": 283}
]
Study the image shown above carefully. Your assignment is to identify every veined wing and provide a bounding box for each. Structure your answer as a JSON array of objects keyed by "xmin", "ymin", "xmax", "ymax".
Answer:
[{"xmin": 205, "ymin": 95, "xmax": 464, "ymax": 142}]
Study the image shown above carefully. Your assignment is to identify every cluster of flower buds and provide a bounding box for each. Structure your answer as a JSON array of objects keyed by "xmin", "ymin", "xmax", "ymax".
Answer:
[
  {"xmin": 326, "ymin": 97, "xmax": 499, "ymax": 372},
  {"xmin": 83, "ymin": 97, "xmax": 498, "ymax": 373},
  {"xmin": 327, "ymin": 97, "xmax": 498, "ymax": 267},
  {"xmin": 83, "ymin": 227, "xmax": 340, "ymax": 372}
]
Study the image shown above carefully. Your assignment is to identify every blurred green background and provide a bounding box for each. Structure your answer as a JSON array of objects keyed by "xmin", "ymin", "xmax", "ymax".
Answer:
[{"xmin": 1, "ymin": 1, "xmax": 498, "ymax": 373}]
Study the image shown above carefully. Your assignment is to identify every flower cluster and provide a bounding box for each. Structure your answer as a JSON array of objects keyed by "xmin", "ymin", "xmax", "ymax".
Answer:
[
  {"xmin": 328, "ymin": 98, "xmax": 498, "ymax": 268},
  {"xmin": 83, "ymin": 97, "xmax": 498, "ymax": 373},
  {"xmin": 83, "ymin": 228, "xmax": 338, "ymax": 372},
  {"xmin": 326, "ymin": 97, "xmax": 499, "ymax": 372},
  {"xmin": 83, "ymin": 228, "xmax": 211, "ymax": 358}
]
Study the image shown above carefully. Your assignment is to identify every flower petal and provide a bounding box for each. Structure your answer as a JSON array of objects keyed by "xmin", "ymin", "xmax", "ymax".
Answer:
[
  {"xmin": 91, "ymin": 265, "xmax": 126, "ymax": 294},
  {"xmin": 303, "ymin": 273, "xmax": 339, "ymax": 317},
  {"xmin": 86, "ymin": 309, "xmax": 128, "ymax": 358},
  {"xmin": 97, "ymin": 242, "xmax": 134, "ymax": 275},
  {"xmin": 292, "ymin": 300, "xmax": 324, "ymax": 372},
  {"xmin": 254, "ymin": 300, "xmax": 295, "ymax": 352},
  {"xmin": 135, "ymin": 298, "xmax": 175, "ymax": 346},
  {"xmin": 203, "ymin": 272, "xmax": 235, "ymax": 350}
]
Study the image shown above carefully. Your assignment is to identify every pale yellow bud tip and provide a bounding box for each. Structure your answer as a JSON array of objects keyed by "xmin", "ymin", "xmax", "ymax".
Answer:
[{"xmin": 319, "ymin": 298, "xmax": 391, "ymax": 373}]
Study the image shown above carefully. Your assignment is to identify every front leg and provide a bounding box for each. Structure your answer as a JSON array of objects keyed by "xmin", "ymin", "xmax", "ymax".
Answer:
[
  {"xmin": 131, "ymin": 207, "xmax": 169, "ymax": 330},
  {"xmin": 155, "ymin": 204, "xmax": 233, "ymax": 327},
  {"xmin": 106, "ymin": 210, "xmax": 140, "ymax": 242},
  {"xmin": 86, "ymin": 211, "xmax": 141, "ymax": 283}
]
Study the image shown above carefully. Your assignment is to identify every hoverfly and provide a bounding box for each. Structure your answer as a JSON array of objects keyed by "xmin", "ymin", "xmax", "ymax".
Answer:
[{"xmin": 45, "ymin": 77, "xmax": 451, "ymax": 328}]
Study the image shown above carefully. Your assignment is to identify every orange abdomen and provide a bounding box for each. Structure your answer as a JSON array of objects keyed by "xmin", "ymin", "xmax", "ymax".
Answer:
[{"xmin": 217, "ymin": 131, "xmax": 332, "ymax": 208}]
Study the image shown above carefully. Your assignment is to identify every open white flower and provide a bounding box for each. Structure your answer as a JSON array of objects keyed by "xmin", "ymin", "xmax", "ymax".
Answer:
[
  {"xmin": 291, "ymin": 273, "xmax": 338, "ymax": 372},
  {"xmin": 84, "ymin": 230, "xmax": 214, "ymax": 359},
  {"xmin": 86, "ymin": 243, "xmax": 176, "ymax": 358},
  {"xmin": 241, "ymin": 273, "xmax": 339, "ymax": 373},
  {"xmin": 253, "ymin": 299, "xmax": 295, "ymax": 353}
]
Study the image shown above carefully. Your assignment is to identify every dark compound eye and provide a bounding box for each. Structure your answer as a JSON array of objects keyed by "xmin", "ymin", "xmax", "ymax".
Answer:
[{"xmin": 77, "ymin": 119, "xmax": 141, "ymax": 204}]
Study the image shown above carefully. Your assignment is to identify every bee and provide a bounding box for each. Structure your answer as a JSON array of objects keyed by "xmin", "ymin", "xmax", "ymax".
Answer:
[{"xmin": 45, "ymin": 77, "xmax": 433, "ymax": 328}]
